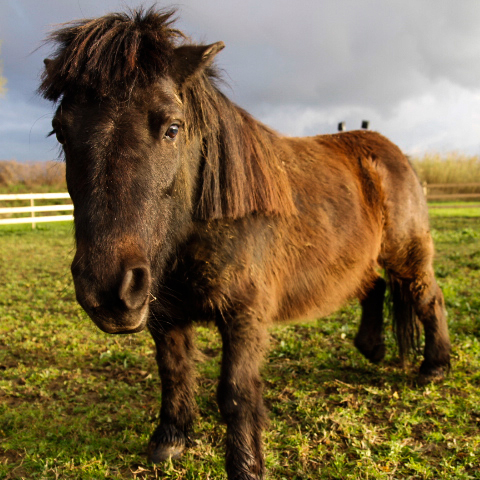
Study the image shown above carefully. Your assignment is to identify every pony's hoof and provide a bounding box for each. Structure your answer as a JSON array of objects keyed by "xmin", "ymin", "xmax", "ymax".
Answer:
[
  {"xmin": 148, "ymin": 442, "xmax": 185, "ymax": 463},
  {"xmin": 231, "ymin": 474, "xmax": 262, "ymax": 480},
  {"xmin": 367, "ymin": 343, "xmax": 386, "ymax": 363},
  {"xmin": 417, "ymin": 364, "xmax": 447, "ymax": 386},
  {"xmin": 354, "ymin": 338, "xmax": 386, "ymax": 364},
  {"xmin": 147, "ymin": 425, "xmax": 186, "ymax": 463}
]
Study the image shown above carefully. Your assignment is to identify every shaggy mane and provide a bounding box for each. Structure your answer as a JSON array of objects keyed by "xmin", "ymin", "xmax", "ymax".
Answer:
[
  {"xmin": 183, "ymin": 74, "xmax": 296, "ymax": 219},
  {"xmin": 39, "ymin": 7, "xmax": 182, "ymax": 100}
]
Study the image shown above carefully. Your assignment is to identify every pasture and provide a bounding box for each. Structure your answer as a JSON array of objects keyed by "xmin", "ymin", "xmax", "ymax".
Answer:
[{"xmin": 1, "ymin": 213, "xmax": 479, "ymax": 479}]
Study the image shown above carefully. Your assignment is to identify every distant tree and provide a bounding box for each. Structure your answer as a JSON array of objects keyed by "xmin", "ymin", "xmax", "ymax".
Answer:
[{"xmin": 0, "ymin": 41, "xmax": 6, "ymax": 96}]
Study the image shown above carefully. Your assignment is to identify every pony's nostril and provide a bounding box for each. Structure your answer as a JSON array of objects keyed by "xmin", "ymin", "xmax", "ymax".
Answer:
[{"xmin": 119, "ymin": 265, "xmax": 151, "ymax": 310}]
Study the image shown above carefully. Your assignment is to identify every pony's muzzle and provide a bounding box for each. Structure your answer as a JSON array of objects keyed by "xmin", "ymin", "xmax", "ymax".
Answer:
[{"xmin": 71, "ymin": 254, "xmax": 152, "ymax": 334}]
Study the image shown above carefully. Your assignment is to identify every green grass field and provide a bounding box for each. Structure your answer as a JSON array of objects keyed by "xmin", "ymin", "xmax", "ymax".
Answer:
[
  {"xmin": 1, "ymin": 214, "xmax": 479, "ymax": 479},
  {"xmin": 427, "ymin": 203, "xmax": 480, "ymax": 218}
]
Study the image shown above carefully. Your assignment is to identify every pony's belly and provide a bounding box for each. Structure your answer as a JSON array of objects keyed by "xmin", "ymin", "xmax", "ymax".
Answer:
[
  {"xmin": 281, "ymin": 303, "xmax": 348, "ymax": 325},
  {"xmin": 274, "ymin": 272, "xmax": 363, "ymax": 324}
]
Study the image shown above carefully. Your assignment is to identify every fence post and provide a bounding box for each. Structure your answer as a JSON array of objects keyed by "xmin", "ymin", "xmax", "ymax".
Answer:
[
  {"xmin": 422, "ymin": 181, "xmax": 428, "ymax": 199},
  {"xmin": 31, "ymin": 197, "xmax": 36, "ymax": 229}
]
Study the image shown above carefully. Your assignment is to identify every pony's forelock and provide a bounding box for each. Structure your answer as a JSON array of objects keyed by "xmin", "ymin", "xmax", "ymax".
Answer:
[{"xmin": 39, "ymin": 6, "xmax": 183, "ymax": 101}]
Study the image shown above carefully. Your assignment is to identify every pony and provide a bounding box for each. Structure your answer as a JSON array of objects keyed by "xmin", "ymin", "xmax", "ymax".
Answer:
[{"xmin": 40, "ymin": 8, "xmax": 450, "ymax": 479}]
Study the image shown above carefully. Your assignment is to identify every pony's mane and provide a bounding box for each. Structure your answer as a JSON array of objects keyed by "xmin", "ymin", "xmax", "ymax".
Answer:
[
  {"xmin": 183, "ymin": 74, "xmax": 296, "ymax": 219},
  {"xmin": 39, "ymin": 7, "xmax": 182, "ymax": 100},
  {"xmin": 40, "ymin": 7, "xmax": 296, "ymax": 220}
]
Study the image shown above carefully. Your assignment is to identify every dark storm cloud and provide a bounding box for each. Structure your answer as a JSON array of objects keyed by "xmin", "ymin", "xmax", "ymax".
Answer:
[
  {"xmin": 0, "ymin": 0, "xmax": 479, "ymax": 160},
  {"xmin": 189, "ymin": 0, "xmax": 480, "ymax": 110}
]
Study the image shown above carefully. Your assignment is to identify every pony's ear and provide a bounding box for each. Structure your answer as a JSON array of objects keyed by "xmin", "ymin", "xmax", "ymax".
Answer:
[
  {"xmin": 43, "ymin": 58, "xmax": 54, "ymax": 75},
  {"xmin": 172, "ymin": 42, "xmax": 225, "ymax": 85}
]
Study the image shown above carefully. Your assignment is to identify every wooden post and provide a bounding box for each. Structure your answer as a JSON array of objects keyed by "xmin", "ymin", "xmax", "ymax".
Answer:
[
  {"xmin": 31, "ymin": 197, "xmax": 36, "ymax": 229},
  {"xmin": 422, "ymin": 181, "xmax": 428, "ymax": 199}
]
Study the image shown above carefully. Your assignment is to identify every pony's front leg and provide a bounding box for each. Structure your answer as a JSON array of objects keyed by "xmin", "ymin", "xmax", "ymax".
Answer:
[
  {"xmin": 217, "ymin": 317, "xmax": 269, "ymax": 480},
  {"xmin": 147, "ymin": 321, "xmax": 197, "ymax": 462}
]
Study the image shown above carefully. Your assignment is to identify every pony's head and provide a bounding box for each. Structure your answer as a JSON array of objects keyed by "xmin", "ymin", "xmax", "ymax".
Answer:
[{"xmin": 40, "ymin": 7, "xmax": 294, "ymax": 333}]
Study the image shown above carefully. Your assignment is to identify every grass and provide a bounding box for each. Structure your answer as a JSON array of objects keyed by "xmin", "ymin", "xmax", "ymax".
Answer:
[
  {"xmin": 428, "ymin": 204, "xmax": 480, "ymax": 218},
  {"xmin": 1, "ymin": 215, "xmax": 480, "ymax": 479}
]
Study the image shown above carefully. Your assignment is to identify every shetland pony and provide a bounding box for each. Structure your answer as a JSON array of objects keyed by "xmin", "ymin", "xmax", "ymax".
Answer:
[{"xmin": 40, "ymin": 8, "xmax": 450, "ymax": 479}]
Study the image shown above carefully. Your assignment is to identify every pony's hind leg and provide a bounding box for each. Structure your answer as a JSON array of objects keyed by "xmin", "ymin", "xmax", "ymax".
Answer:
[
  {"xmin": 411, "ymin": 273, "xmax": 451, "ymax": 384},
  {"xmin": 355, "ymin": 276, "xmax": 387, "ymax": 363},
  {"xmin": 390, "ymin": 266, "xmax": 451, "ymax": 384}
]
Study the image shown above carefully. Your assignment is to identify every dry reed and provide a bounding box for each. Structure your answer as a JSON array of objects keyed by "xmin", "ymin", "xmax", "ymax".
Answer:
[
  {"xmin": 1, "ymin": 153, "xmax": 480, "ymax": 194},
  {"xmin": 411, "ymin": 153, "xmax": 480, "ymax": 185}
]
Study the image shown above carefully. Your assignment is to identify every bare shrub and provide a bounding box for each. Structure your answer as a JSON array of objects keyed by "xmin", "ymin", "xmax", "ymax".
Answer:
[
  {"xmin": 0, "ymin": 160, "xmax": 66, "ymax": 189},
  {"xmin": 0, "ymin": 161, "xmax": 16, "ymax": 185}
]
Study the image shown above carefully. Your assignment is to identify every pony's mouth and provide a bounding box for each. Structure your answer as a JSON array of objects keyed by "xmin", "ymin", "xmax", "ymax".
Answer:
[{"xmin": 85, "ymin": 301, "xmax": 150, "ymax": 335}]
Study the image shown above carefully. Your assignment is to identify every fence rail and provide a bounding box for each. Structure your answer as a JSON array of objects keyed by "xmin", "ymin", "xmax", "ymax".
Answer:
[
  {"xmin": 425, "ymin": 182, "xmax": 480, "ymax": 189},
  {"xmin": 423, "ymin": 182, "xmax": 480, "ymax": 208},
  {"xmin": 0, "ymin": 193, "xmax": 73, "ymax": 227}
]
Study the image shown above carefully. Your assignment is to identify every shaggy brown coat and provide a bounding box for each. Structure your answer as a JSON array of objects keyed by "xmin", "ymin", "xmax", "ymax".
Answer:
[{"xmin": 40, "ymin": 8, "xmax": 451, "ymax": 480}]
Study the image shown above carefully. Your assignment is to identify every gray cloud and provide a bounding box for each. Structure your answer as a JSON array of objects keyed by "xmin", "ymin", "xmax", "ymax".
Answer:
[{"xmin": 0, "ymin": 0, "xmax": 479, "ymax": 160}]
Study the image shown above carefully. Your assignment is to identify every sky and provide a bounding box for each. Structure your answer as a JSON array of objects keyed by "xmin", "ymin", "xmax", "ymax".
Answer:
[{"xmin": 1, "ymin": 0, "xmax": 480, "ymax": 162}]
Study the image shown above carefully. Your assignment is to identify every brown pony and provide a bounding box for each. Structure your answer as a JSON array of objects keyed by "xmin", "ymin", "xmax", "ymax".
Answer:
[{"xmin": 40, "ymin": 8, "xmax": 450, "ymax": 479}]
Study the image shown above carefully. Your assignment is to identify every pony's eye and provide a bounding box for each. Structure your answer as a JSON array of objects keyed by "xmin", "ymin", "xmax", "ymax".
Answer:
[{"xmin": 165, "ymin": 124, "xmax": 179, "ymax": 140}]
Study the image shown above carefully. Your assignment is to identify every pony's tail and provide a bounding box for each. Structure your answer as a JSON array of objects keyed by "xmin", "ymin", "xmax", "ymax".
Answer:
[{"xmin": 388, "ymin": 275, "xmax": 421, "ymax": 366}]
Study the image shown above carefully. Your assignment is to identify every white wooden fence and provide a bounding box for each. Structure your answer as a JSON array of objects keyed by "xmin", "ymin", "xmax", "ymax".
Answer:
[
  {"xmin": 0, "ymin": 193, "xmax": 73, "ymax": 228},
  {"xmin": 1, "ymin": 184, "xmax": 478, "ymax": 227}
]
